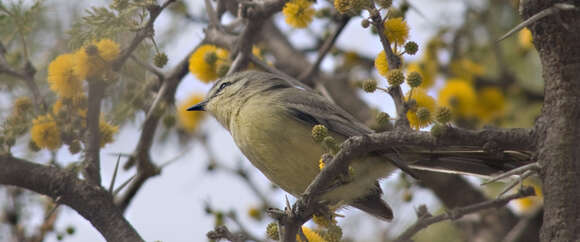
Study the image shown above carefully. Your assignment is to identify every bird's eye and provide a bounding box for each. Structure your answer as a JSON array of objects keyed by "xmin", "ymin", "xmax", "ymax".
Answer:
[{"xmin": 216, "ymin": 82, "xmax": 231, "ymax": 93}]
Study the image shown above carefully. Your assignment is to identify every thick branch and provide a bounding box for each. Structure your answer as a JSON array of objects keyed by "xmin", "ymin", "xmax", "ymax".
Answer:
[{"xmin": 0, "ymin": 155, "xmax": 143, "ymax": 242}]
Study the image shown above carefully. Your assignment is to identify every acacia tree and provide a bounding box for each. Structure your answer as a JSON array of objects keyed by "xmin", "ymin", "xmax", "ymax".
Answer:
[{"xmin": 0, "ymin": 0, "xmax": 578, "ymax": 241}]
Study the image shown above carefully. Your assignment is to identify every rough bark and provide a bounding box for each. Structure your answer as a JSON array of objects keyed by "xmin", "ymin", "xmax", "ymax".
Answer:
[
  {"xmin": 0, "ymin": 155, "xmax": 144, "ymax": 242},
  {"xmin": 523, "ymin": 1, "xmax": 580, "ymax": 241}
]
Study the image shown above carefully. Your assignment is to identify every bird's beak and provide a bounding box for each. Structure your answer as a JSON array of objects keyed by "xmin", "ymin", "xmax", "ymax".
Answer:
[{"xmin": 187, "ymin": 101, "xmax": 207, "ymax": 111}]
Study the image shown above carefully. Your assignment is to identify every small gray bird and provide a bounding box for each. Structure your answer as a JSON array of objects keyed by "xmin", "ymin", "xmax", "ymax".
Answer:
[{"xmin": 188, "ymin": 71, "xmax": 529, "ymax": 220}]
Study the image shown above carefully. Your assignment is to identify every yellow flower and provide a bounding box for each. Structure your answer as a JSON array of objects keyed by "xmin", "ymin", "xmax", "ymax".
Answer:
[
  {"xmin": 74, "ymin": 39, "xmax": 120, "ymax": 80},
  {"xmin": 31, "ymin": 114, "xmax": 61, "ymax": 150},
  {"xmin": 297, "ymin": 226, "xmax": 327, "ymax": 242},
  {"xmin": 318, "ymin": 157, "xmax": 325, "ymax": 170},
  {"xmin": 177, "ymin": 93, "xmax": 206, "ymax": 132},
  {"xmin": 247, "ymin": 206, "xmax": 262, "ymax": 220},
  {"xmin": 450, "ymin": 58, "xmax": 485, "ymax": 82},
  {"xmin": 475, "ymin": 87, "xmax": 506, "ymax": 123},
  {"xmin": 48, "ymin": 54, "xmax": 83, "ymax": 98},
  {"xmin": 406, "ymin": 62, "xmax": 435, "ymax": 89},
  {"xmin": 283, "ymin": 0, "xmax": 315, "ymax": 28},
  {"xmin": 99, "ymin": 119, "xmax": 118, "ymax": 147},
  {"xmin": 518, "ymin": 28, "xmax": 533, "ymax": 50},
  {"xmin": 438, "ymin": 79, "xmax": 476, "ymax": 117},
  {"xmin": 406, "ymin": 88, "xmax": 436, "ymax": 129},
  {"xmin": 374, "ymin": 50, "xmax": 389, "ymax": 77},
  {"xmin": 383, "ymin": 17, "xmax": 409, "ymax": 46},
  {"xmin": 189, "ymin": 45, "xmax": 229, "ymax": 83}
]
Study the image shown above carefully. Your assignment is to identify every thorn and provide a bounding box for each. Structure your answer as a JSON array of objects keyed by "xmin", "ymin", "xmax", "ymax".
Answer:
[
  {"xmin": 44, "ymin": 196, "xmax": 62, "ymax": 220},
  {"xmin": 497, "ymin": 3, "xmax": 577, "ymax": 42},
  {"xmin": 481, "ymin": 162, "xmax": 539, "ymax": 185},
  {"xmin": 497, "ymin": 170, "xmax": 534, "ymax": 198},
  {"xmin": 109, "ymin": 155, "xmax": 122, "ymax": 193},
  {"xmin": 113, "ymin": 174, "xmax": 137, "ymax": 196}
]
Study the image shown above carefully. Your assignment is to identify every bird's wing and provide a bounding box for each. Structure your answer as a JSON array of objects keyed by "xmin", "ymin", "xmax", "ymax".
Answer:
[
  {"xmin": 273, "ymin": 83, "xmax": 418, "ymax": 177},
  {"xmin": 276, "ymin": 87, "xmax": 373, "ymax": 138}
]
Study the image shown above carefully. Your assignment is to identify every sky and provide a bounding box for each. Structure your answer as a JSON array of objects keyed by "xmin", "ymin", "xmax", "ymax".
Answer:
[{"xmin": 1, "ymin": 0, "xmax": 481, "ymax": 241}]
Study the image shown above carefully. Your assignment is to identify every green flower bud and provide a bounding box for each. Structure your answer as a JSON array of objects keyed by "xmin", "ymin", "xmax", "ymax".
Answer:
[
  {"xmin": 28, "ymin": 140, "xmax": 40, "ymax": 152},
  {"xmin": 430, "ymin": 123, "xmax": 445, "ymax": 137},
  {"xmin": 85, "ymin": 45, "xmax": 99, "ymax": 56},
  {"xmin": 68, "ymin": 140, "xmax": 82, "ymax": 154},
  {"xmin": 362, "ymin": 79, "xmax": 378, "ymax": 93},
  {"xmin": 266, "ymin": 222, "xmax": 279, "ymax": 240},
  {"xmin": 66, "ymin": 226, "xmax": 76, "ymax": 235},
  {"xmin": 361, "ymin": 19, "xmax": 370, "ymax": 28},
  {"xmin": 323, "ymin": 136, "xmax": 339, "ymax": 155},
  {"xmin": 312, "ymin": 124, "xmax": 329, "ymax": 143},
  {"xmin": 216, "ymin": 63, "xmax": 230, "ymax": 77},
  {"xmin": 154, "ymin": 52, "xmax": 168, "ymax": 68},
  {"xmin": 387, "ymin": 69, "xmax": 405, "ymax": 86},
  {"xmin": 204, "ymin": 51, "xmax": 218, "ymax": 65},
  {"xmin": 323, "ymin": 224, "xmax": 343, "ymax": 242},
  {"xmin": 406, "ymin": 71, "xmax": 422, "ymax": 88},
  {"xmin": 404, "ymin": 41, "xmax": 419, "ymax": 55},
  {"xmin": 376, "ymin": 112, "xmax": 391, "ymax": 127},
  {"xmin": 435, "ymin": 107, "xmax": 452, "ymax": 124},
  {"xmin": 376, "ymin": 0, "xmax": 393, "ymax": 9},
  {"xmin": 416, "ymin": 107, "xmax": 431, "ymax": 123}
]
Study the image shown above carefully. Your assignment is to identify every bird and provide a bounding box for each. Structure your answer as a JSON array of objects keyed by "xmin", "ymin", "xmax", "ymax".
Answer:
[{"xmin": 187, "ymin": 70, "xmax": 530, "ymax": 220}]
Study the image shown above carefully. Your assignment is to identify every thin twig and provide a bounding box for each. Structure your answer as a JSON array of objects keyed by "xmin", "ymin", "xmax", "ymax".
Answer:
[
  {"xmin": 130, "ymin": 55, "xmax": 165, "ymax": 80},
  {"xmin": 394, "ymin": 187, "xmax": 536, "ymax": 242},
  {"xmin": 298, "ymin": 16, "xmax": 350, "ymax": 81},
  {"xmin": 109, "ymin": 155, "xmax": 122, "ymax": 192},
  {"xmin": 112, "ymin": 0, "xmax": 176, "ymax": 71},
  {"xmin": 497, "ymin": 3, "xmax": 577, "ymax": 42}
]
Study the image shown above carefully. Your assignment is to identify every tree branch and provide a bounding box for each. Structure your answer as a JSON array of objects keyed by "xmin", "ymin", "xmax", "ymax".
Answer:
[
  {"xmin": 83, "ymin": 80, "xmax": 105, "ymax": 185},
  {"xmin": 394, "ymin": 187, "xmax": 536, "ymax": 242},
  {"xmin": 0, "ymin": 155, "xmax": 144, "ymax": 242}
]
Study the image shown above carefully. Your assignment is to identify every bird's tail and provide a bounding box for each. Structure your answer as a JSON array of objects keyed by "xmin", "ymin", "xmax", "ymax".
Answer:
[
  {"xmin": 398, "ymin": 147, "xmax": 532, "ymax": 178},
  {"xmin": 350, "ymin": 191, "xmax": 393, "ymax": 221}
]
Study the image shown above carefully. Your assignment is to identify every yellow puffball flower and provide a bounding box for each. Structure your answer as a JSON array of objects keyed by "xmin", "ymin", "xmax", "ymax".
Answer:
[
  {"xmin": 99, "ymin": 119, "xmax": 118, "ymax": 147},
  {"xmin": 31, "ymin": 114, "xmax": 62, "ymax": 150},
  {"xmin": 177, "ymin": 93, "xmax": 207, "ymax": 132},
  {"xmin": 518, "ymin": 28, "xmax": 533, "ymax": 50},
  {"xmin": 47, "ymin": 54, "xmax": 83, "ymax": 98},
  {"xmin": 74, "ymin": 39, "xmax": 120, "ymax": 80},
  {"xmin": 405, "ymin": 88, "xmax": 436, "ymax": 130},
  {"xmin": 450, "ymin": 58, "xmax": 485, "ymax": 82},
  {"xmin": 406, "ymin": 62, "xmax": 435, "ymax": 89},
  {"xmin": 383, "ymin": 17, "xmax": 409, "ymax": 46},
  {"xmin": 189, "ymin": 45, "xmax": 229, "ymax": 83},
  {"xmin": 374, "ymin": 51, "xmax": 389, "ymax": 77},
  {"xmin": 438, "ymin": 79, "xmax": 477, "ymax": 117},
  {"xmin": 283, "ymin": 0, "xmax": 315, "ymax": 28},
  {"xmin": 298, "ymin": 226, "xmax": 327, "ymax": 242},
  {"xmin": 475, "ymin": 87, "xmax": 506, "ymax": 123}
]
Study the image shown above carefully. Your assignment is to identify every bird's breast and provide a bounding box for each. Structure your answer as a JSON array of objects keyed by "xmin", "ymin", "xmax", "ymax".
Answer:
[{"xmin": 231, "ymin": 102, "xmax": 323, "ymax": 196}]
